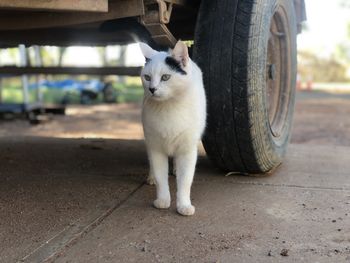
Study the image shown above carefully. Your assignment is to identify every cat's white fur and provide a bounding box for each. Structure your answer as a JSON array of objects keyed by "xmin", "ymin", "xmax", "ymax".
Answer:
[{"xmin": 139, "ymin": 41, "xmax": 206, "ymax": 216}]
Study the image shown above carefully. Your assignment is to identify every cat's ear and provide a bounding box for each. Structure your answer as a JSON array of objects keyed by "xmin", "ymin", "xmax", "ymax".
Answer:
[
  {"xmin": 139, "ymin": 42, "xmax": 157, "ymax": 59},
  {"xmin": 171, "ymin": 40, "xmax": 189, "ymax": 67}
]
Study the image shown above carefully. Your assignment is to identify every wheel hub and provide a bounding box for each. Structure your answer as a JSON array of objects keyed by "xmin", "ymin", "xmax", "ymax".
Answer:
[{"xmin": 266, "ymin": 7, "xmax": 291, "ymax": 139}]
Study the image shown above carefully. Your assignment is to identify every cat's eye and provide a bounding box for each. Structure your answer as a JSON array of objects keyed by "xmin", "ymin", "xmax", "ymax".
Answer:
[
  {"xmin": 144, "ymin": 74, "xmax": 151, "ymax": 81},
  {"xmin": 161, "ymin": 74, "xmax": 171, "ymax": 81}
]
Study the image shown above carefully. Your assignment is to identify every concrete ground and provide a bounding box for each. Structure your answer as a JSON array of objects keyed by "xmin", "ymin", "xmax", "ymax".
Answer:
[{"xmin": 0, "ymin": 91, "xmax": 350, "ymax": 262}]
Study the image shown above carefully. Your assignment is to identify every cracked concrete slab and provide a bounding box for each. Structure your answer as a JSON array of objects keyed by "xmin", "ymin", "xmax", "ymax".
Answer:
[
  {"xmin": 196, "ymin": 144, "xmax": 350, "ymax": 191},
  {"xmin": 53, "ymin": 143, "xmax": 350, "ymax": 263},
  {"xmin": 0, "ymin": 137, "xmax": 147, "ymax": 263},
  {"xmin": 1, "ymin": 94, "xmax": 350, "ymax": 262}
]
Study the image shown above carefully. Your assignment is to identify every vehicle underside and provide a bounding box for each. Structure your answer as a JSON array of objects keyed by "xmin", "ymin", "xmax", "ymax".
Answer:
[
  {"xmin": 0, "ymin": 0, "xmax": 305, "ymax": 48},
  {"xmin": 0, "ymin": 0, "xmax": 307, "ymax": 173}
]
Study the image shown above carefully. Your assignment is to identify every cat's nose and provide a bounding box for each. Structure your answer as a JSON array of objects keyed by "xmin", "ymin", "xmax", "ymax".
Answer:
[{"xmin": 149, "ymin": 87, "xmax": 156, "ymax": 94}]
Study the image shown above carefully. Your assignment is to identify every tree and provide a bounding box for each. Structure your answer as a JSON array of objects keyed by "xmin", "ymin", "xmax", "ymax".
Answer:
[
  {"xmin": 57, "ymin": 47, "xmax": 67, "ymax": 66},
  {"xmin": 334, "ymin": 22, "xmax": 350, "ymax": 67},
  {"xmin": 298, "ymin": 50, "xmax": 349, "ymax": 82},
  {"xmin": 97, "ymin": 47, "xmax": 108, "ymax": 81},
  {"xmin": 39, "ymin": 47, "xmax": 55, "ymax": 65}
]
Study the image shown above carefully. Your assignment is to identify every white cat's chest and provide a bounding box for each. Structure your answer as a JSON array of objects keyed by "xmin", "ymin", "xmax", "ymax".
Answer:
[{"xmin": 143, "ymin": 101, "xmax": 195, "ymax": 139}]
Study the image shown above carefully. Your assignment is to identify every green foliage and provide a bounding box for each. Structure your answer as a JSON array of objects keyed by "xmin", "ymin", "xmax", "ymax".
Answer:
[
  {"xmin": 334, "ymin": 22, "xmax": 350, "ymax": 65},
  {"xmin": 183, "ymin": 40, "xmax": 194, "ymax": 47},
  {"xmin": 300, "ymin": 20, "xmax": 350, "ymax": 82},
  {"xmin": 335, "ymin": 43, "xmax": 350, "ymax": 64},
  {"xmin": 0, "ymin": 78, "xmax": 143, "ymax": 105},
  {"xmin": 113, "ymin": 82, "xmax": 143, "ymax": 103},
  {"xmin": 39, "ymin": 47, "xmax": 56, "ymax": 65}
]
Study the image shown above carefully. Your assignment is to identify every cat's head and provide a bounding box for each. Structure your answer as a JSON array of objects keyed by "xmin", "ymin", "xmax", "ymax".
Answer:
[{"xmin": 139, "ymin": 41, "xmax": 191, "ymax": 101}]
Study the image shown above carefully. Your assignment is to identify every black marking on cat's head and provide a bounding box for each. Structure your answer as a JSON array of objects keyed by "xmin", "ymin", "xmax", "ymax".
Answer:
[
  {"xmin": 165, "ymin": 57, "xmax": 187, "ymax": 75},
  {"xmin": 145, "ymin": 58, "xmax": 151, "ymax": 65}
]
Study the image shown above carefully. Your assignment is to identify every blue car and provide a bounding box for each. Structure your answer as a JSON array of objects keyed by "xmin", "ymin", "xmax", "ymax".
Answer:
[{"xmin": 30, "ymin": 79, "xmax": 116, "ymax": 104}]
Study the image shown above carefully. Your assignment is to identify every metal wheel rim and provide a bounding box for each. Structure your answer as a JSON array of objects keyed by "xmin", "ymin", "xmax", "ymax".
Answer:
[{"xmin": 266, "ymin": 6, "xmax": 291, "ymax": 139}]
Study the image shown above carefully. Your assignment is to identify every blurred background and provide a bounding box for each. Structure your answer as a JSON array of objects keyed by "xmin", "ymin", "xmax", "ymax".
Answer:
[
  {"xmin": 0, "ymin": 44, "xmax": 144, "ymax": 106},
  {"xmin": 0, "ymin": 0, "xmax": 349, "ymax": 144},
  {"xmin": 297, "ymin": 0, "xmax": 350, "ymax": 92}
]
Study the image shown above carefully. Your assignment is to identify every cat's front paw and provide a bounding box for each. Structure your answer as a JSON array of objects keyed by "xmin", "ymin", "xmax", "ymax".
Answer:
[
  {"xmin": 177, "ymin": 205, "xmax": 195, "ymax": 216},
  {"xmin": 153, "ymin": 198, "xmax": 170, "ymax": 209},
  {"xmin": 146, "ymin": 175, "xmax": 156, "ymax": 185}
]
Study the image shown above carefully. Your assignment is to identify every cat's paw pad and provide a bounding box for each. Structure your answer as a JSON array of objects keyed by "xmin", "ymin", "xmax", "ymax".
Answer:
[
  {"xmin": 177, "ymin": 205, "xmax": 195, "ymax": 216},
  {"xmin": 153, "ymin": 198, "xmax": 170, "ymax": 209},
  {"xmin": 146, "ymin": 175, "xmax": 156, "ymax": 185}
]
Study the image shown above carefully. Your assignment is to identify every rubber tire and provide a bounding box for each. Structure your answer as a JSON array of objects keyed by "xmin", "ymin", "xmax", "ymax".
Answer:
[{"xmin": 193, "ymin": 0, "xmax": 297, "ymax": 173}]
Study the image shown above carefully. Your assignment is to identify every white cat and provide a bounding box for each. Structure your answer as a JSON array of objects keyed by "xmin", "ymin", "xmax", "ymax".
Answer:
[{"xmin": 139, "ymin": 41, "xmax": 206, "ymax": 216}]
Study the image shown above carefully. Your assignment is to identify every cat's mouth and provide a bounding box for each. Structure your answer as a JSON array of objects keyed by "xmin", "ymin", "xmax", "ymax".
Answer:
[
  {"xmin": 150, "ymin": 93, "xmax": 167, "ymax": 101},
  {"xmin": 151, "ymin": 94, "xmax": 162, "ymax": 99},
  {"xmin": 150, "ymin": 92, "xmax": 160, "ymax": 97}
]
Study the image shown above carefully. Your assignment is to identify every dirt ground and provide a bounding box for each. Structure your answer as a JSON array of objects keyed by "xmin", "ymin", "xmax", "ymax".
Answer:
[
  {"xmin": 1, "ymin": 91, "xmax": 350, "ymax": 147},
  {"xmin": 292, "ymin": 91, "xmax": 350, "ymax": 146},
  {"xmin": 0, "ymin": 90, "xmax": 350, "ymax": 262}
]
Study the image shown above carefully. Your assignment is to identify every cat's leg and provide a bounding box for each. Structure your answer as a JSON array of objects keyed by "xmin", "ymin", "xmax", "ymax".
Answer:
[
  {"xmin": 175, "ymin": 148, "xmax": 197, "ymax": 216},
  {"xmin": 146, "ymin": 173, "xmax": 156, "ymax": 185},
  {"xmin": 148, "ymin": 149, "xmax": 170, "ymax": 209}
]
